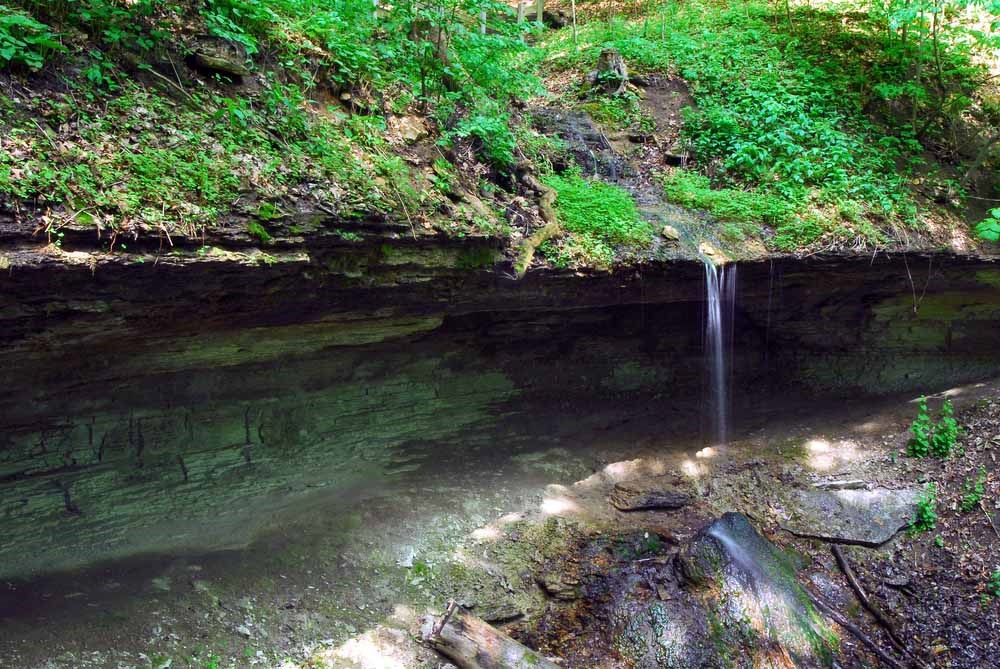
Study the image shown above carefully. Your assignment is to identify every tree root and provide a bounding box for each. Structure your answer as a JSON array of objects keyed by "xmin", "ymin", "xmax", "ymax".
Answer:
[
  {"xmin": 514, "ymin": 173, "xmax": 561, "ymax": 279},
  {"xmin": 831, "ymin": 545, "xmax": 913, "ymax": 659}
]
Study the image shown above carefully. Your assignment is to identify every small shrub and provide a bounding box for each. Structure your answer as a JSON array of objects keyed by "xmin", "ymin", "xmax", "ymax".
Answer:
[
  {"xmin": 960, "ymin": 466, "xmax": 988, "ymax": 512},
  {"xmin": 989, "ymin": 569, "xmax": 1000, "ymax": 599},
  {"xmin": 907, "ymin": 397, "xmax": 932, "ymax": 458},
  {"xmin": 446, "ymin": 111, "xmax": 517, "ymax": 169},
  {"xmin": 931, "ymin": 399, "xmax": 959, "ymax": 457},
  {"xmin": 910, "ymin": 483, "xmax": 938, "ymax": 534}
]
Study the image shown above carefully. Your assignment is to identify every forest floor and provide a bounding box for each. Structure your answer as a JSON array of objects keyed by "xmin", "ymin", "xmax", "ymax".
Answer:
[{"xmin": 2, "ymin": 381, "xmax": 998, "ymax": 668}]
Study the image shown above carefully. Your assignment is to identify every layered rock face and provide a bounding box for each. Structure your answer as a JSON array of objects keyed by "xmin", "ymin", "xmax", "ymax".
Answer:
[{"xmin": 1, "ymin": 223, "xmax": 998, "ymax": 579}]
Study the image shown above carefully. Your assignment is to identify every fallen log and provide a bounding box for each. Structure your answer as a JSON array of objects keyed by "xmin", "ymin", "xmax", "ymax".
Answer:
[{"xmin": 421, "ymin": 602, "xmax": 560, "ymax": 669}]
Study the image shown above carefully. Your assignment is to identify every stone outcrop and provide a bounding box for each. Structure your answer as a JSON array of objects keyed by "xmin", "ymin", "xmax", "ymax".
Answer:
[{"xmin": 2, "ymin": 208, "xmax": 1000, "ymax": 578}]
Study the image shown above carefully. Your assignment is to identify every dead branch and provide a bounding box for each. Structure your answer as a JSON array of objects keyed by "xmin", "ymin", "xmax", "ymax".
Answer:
[{"xmin": 421, "ymin": 604, "xmax": 560, "ymax": 669}]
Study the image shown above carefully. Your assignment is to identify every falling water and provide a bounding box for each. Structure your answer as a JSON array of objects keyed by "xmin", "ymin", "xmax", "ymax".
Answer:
[{"xmin": 703, "ymin": 257, "xmax": 737, "ymax": 445}]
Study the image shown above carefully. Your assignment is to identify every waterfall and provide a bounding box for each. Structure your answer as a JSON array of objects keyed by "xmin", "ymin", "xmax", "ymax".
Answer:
[{"xmin": 703, "ymin": 257, "xmax": 737, "ymax": 445}]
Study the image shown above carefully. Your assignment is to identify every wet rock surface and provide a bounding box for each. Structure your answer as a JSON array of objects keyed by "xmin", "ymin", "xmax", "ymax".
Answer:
[{"xmin": 524, "ymin": 513, "xmax": 839, "ymax": 669}]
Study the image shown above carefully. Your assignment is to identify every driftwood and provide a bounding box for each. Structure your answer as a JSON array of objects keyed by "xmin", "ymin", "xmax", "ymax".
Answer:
[
  {"xmin": 421, "ymin": 603, "xmax": 560, "ymax": 669},
  {"xmin": 514, "ymin": 173, "xmax": 561, "ymax": 278}
]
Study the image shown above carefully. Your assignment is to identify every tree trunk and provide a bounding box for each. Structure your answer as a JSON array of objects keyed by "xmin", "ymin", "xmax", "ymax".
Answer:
[
  {"xmin": 596, "ymin": 47, "xmax": 628, "ymax": 95},
  {"xmin": 421, "ymin": 606, "xmax": 561, "ymax": 669}
]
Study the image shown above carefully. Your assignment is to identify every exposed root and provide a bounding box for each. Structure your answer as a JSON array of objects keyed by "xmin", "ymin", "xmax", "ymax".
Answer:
[{"xmin": 514, "ymin": 173, "xmax": 561, "ymax": 279}]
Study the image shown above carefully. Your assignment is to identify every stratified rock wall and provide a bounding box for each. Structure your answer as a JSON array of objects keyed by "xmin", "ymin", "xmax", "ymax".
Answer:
[{"xmin": 2, "ymin": 227, "xmax": 998, "ymax": 578}]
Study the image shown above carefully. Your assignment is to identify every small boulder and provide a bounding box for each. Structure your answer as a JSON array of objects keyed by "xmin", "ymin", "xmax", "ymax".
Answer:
[
  {"xmin": 395, "ymin": 115, "xmax": 429, "ymax": 144},
  {"xmin": 660, "ymin": 224, "xmax": 681, "ymax": 241},
  {"xmin": 610, "ymin": 477, "xmax": 690, "ymax": 512},
  {"xmin": 781, "ymin": 486, "xmax": 920, "ymax": 546}
]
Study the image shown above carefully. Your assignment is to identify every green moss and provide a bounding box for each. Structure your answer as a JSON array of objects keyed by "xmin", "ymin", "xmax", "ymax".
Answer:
[
  {"xmin": 247, "ymin": 221, "xmax": 272, "ymax": 244},
  {"xmin": 456, "ymin": 246, "xmax": 499, "ymax": 270}
]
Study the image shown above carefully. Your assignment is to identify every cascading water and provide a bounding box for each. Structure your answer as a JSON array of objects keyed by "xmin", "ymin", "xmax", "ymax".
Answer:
[{"xmin": 702, "ymin": 257, "xmax": 737, "ymax": 445}]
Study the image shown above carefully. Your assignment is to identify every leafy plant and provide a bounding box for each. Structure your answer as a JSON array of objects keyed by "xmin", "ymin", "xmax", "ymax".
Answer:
[
  {"xmin": 446, "ymin": 108, "xmax": 518, "ymax": 168},
  {"xmin": 908, "ymin": 397, "xmax": 932, "ymax": 458},
  {"xmin": 0, "ymin": 5, "xmax": 64, "ymax": 70},
  {"xmin": 988, "ymin": 569, "xmax": 1000, "ymax": 600},
  {"xmin": 581, "ymin": 90, "xmax": 655, "ymax": 133},
  {"xmin": 960, "ymin": 466, "xmax": 988, "ymax": 512},
  {"xmin": 974, "ymin": 209, "xmax": 1000, "ymax": 243},
  {"xmin": 910, "ymin": 482, "xmax": 938, "ymax": 534},
  {"xmin": 931, "ymin": 399, "xmax": 959, "ymax": 457},
  {"xmin": 247, "ymin": 221, "xmax": 272, "ymax": 243}
]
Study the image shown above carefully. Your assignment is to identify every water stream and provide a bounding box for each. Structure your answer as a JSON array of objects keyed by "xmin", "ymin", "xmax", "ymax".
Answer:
[{"xmin": 703, "ymin": 256, "xmax": 738, "ymax": 445}]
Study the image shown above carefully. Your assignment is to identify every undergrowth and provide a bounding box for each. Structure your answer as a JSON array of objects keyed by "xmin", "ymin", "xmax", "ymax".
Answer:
[
  {"xmin": 0, "ymin": 0, "xmax": 539, "ymax": 239},
  {"xmin": 538, "ymin": 0, "xmax": 998, "ymax": 251},
  {"xmin": 541, "ymin": 169, "xmax": 651, "ymax": 267}
]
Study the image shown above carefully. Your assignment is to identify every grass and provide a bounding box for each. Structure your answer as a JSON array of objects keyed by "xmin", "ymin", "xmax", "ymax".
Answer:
[{"xmin": 540, "ymin": 169, "xmax": 652, "ymax": 267}]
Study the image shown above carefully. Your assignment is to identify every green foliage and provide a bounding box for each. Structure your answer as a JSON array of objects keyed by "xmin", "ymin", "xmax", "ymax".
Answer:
[
  {"xmin": 542, "ymin": 169, "xmax": 651, "ymax": 266},
  {"xmin": 931, "ymin": 399, "xmax": 959, "ymax": 457},
  {"xmin": 988, "ymin": 569, "xmax": 1000, "ymax": 600},
  {"xmin": 0, "ymin": 79, "xmax": 371, "ymax": 235},
  {"xmin": 960, "ymin": 466, "xmax": 988, "ymax": 512},
  {"xmin": 535, "ymin": 0, "xmax": 999, "ymax": 250},
  {"xmin": 581, "ymin": 90, "xmax": 655, "ymax": 133},
  {"xmin": 910, "ymin": 482, "xmax": 938, "ymax": 534},
  {"xmin": 908, "ymin": 396, "xmax": 933, "ymax": 457},
  {"xmin": 446, "ymin": 107, "xmax": 518, "ymax": 168},
  {"xmin": 908, "ymin": 397, "xmax": 960, "ymax": 458},
  {"xmin": 247, "ymin": 221, "xmax": 271, "ymax": 243},
  {"xmin": 974, "ymin": 209, "xmax": 1000, "ymax": 242},
  {"xmin": 661, "ymin": 169, "xmax": 792, "ymax": 240},
  {"xmin": 0, "ymin": 5, "xmax": 63, "ymax": 69}
]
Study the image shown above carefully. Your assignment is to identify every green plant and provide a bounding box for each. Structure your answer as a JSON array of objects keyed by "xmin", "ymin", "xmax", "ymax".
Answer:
[
  {"xmin": 0, "ymin": 5, "xmax": 64, "ymax": 70},
  {"xmin": 908, "ymin": 397, "xmax": 932, "ymax": 457},
  {"xmin": 988, "ymin": 569, "xmax": 1000, "ymax": 600},
  {"xmin": 960, "ymin": 466, "xmax": 988, "ymax": 512},
  {"xmin": 446, "ymin": 109, "xmax": 518, "ymax": 168},
  {"xmin": 974, "ymin": 209, "xmax": 1000, "ymax": 242},
  {"xmin": 931, "ymin": 399, "xmax": 959, "ymax": 457},
  {"xmin": 581, "ymin": 90, "xmax": 655, "ymax": 133},
  {"xmin": 910, "ymin": 482, "xmax": 938, "ymax": 534}
]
